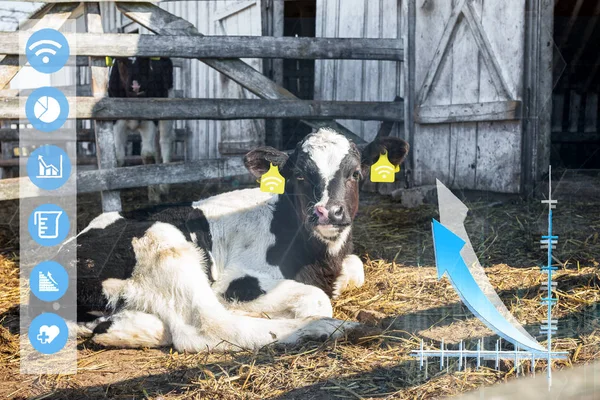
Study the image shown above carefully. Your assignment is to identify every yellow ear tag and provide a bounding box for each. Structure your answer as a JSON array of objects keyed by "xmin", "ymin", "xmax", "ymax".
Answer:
[
  {"xmin": 259, "ymin": 163, "xmax": 286, "ymax": 194},
  {"xmin": 105, "ymin": 56, "xmax": 114, "ymax": 67},
  {"xmin": 370, "ymin": 151, "xmax": 400, "ymax": 183}
]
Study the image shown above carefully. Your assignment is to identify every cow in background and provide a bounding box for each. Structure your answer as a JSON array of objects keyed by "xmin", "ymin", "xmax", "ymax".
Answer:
[{"xmin": 108, "ymin": 57, "xmax": 175, "ymax": 203}]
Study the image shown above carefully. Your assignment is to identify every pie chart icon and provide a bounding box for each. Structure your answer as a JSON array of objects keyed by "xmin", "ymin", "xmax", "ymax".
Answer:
[
  {"xmin": 34, "ymin": 96, "xmax": 61, "ymax": 124},
  {"xmin": 25, "ymin": 87, "xmax": 69, "ymax": 132}
]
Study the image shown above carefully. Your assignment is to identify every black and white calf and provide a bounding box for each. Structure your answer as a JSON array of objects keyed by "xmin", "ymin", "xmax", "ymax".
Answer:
[
  {"xmin": 108, "ymin": 57, "xmax": 174, "ymax": 203},
  {"xmin": 40, "ymin": 129, "xmax": 408, "ymax": 352}
]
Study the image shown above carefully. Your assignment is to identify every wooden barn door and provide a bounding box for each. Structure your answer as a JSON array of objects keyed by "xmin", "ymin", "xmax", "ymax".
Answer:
[
  {"xmin": 213, "ymin": 0, "xmax": 265, "ymax": 156},
  {"xmin": 410, "ymin": 0, "xmax": 525, "ymax": 193}
]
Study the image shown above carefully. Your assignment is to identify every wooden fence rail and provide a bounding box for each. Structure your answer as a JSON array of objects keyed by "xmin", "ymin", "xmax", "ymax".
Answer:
[
  {"xmin": 0, "ymin": 33, "xmax": 403, "ymax": 61},
  {"xmin": 0, "ymin": 128, "xmax": 188, "ymax": 142},
  {"xmin": 0, "ymin": 158, "xmax": 248, "ymax": 201},
  {"xmin": 0, "ymin": 97, "xmax": 405, "ymax": 122}
]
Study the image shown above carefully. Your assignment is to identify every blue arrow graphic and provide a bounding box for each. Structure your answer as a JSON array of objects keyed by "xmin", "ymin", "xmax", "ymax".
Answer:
[{"xmin": 432, "ymin": 219, "xmax": 545, "ymax": 352}]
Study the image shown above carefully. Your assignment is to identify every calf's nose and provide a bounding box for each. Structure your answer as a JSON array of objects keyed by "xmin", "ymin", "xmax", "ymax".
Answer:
[
  {"xmin": 329, "ymin": 205, "xmax": 345, "ymax": 224},
  {"xmin": 131, "ymin": 80, "xmax": 141, "ymax": 93}
]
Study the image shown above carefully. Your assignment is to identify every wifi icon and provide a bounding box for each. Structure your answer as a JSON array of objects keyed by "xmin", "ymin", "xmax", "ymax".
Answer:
[
  {"xmin": 260, "ymin": 164, "xmax": 286, "ymax": 194},
  {"xmin": 26, "ymin": 29, "xmax": 70, "ymax": 74}
]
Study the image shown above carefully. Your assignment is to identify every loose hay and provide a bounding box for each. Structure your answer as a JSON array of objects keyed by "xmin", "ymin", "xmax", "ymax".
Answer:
[{"xmin": 0, "ymin": 186, "xmax": 598, "ymax": 399}]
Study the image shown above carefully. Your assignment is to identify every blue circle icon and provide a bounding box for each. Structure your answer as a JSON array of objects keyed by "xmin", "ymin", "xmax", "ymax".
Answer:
[
  {"xmin": 26, "ymin": 29, "xmax": 70, "ymax": 74},
  {"xmin": 27, "ymin": 146, "xmax": 71, "ymax": 191},
  {"xmin": 28, "ymin": 204, "xmax": 70, "ymax": 247},
  {"xmin": 28, "ymin": 313, "xmax": 69, "ymax": 355},
  {"xmin": 25, "ymin": 87, "xmax": 69, "ymax": 133},
  {"xmin": 30, "ymin": 261, "xmax": 69, "ymax": 302}
]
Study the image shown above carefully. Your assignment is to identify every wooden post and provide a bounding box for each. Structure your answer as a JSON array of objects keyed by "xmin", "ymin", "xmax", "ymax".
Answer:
[
  {"xmin": 405, "ymin": 0, "xmax": 416, "ymax": 188},
  {"xmin": 522, "ymin": 0, "xmax": 554, "ymax": 196},
  {"xmin": 115, "ymin": 2, "xmax": 365, "ymax": 144},
  {"xmin": 85, "ymin": 2, "xmax": 122, "ymax": 212},
  {"xmin": 262, "ymin": 0, "xmax": 284, "ymax": 149}
]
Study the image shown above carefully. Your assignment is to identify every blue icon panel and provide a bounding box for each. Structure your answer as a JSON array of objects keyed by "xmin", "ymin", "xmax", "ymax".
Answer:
[
  {"xmin": 28, "ymin": 313, "xmax": 69, "ymax": 355},
  {"xmin": 30, "ymin": 261, "xmax": 69, "ymax": 302},
  {"xmin": 28, "ymin": 204, "xmax": 70, "ymax": 247},
  {"xmin": 25, "ymin": 87, "xmax": 69, "ymax": 133},
  {"xmin": 27, "ymin": 145, "xmax": 71, "ymax": 191},
  {"xmin": 21, "ymin": 24, "xmax": 76, "ymax": 371},
  {"xmin": 25, "ymin": 29, "xmax": 70, "ymax": 74}
]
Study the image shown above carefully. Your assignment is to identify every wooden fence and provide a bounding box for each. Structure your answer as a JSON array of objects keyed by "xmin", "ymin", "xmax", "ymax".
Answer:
[{"xmin": 0, "ymin": 1, "xmax": 405, "ymax": 212}]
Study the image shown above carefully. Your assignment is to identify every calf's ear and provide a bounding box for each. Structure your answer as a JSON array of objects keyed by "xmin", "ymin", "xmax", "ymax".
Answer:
[
  {"xmin": 361, "ymin": 137, "xmax": 410, "ymax": 171},
  {"xmin": 244, "ymin": 147, "xmax": 289, "ymax": 178}
]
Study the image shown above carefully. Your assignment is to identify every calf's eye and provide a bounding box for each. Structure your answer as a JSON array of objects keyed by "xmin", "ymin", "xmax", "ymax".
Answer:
[{"xmin": 352, "ymin": 171, "xmax": 361, "ymax": 181}]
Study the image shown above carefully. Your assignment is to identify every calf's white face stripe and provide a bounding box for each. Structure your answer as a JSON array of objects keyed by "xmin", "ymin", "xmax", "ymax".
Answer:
[{"xmin": 301, "ymin": 128, "xmax": 351, "ymax": 206}]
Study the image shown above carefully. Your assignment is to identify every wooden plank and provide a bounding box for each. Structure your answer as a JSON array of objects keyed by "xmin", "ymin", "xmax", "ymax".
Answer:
[
  {"xmin": 0, "ymin": 154, "xmax": 184, "ymax": 168},
  {"xmin": 0, "ymin": 3, "xmax": 78, "ymax": 90},
  {"xmin": 0, "ymin": 85, "xmax": 92, "ymax": 97},
  {"xmin": 0, "ymin": 158, "xmax": 248, "ymax": 202},
  {"xmin": 448, "ymin": 0, "xmax": 480, "ymax": 190},
  {"xmin": 0, "ymin": 97, "xmax": 405, "ymax": 121},
  {"xmin": 413, "ymin": 0, "xmax": 454, "ymax": 186},
  {"xmin": 521, "ymin": 0, "xmax": 554, "ymax": 194},
  {"xmin": 263, "ymin": 0, "xmax": 284, "ymax": 148},
  {"xmin": 0, "ymin": 32, "xmax": 404, "ymax": 61},
  {"xmin": 0, "ymin": 128, "xmax": 187, "ymax": 142},
  {"xmin": 0, "ymin": 85, "xmax": 183, "ymax": 98},
  {"xmin": 416, "ymin": 101, "xmax": 522, "ymax": 124},
  {"xmin": 115, "ymin": 1, "xmax": 366, "ymax": 144},
  {"xmin": 584, "ymin": 93, "xmax": 598, "ymax": 133},
  {"xmin": 85, "ymin": 2, "xmax": 121, "ymax": 212},
  {"xmin": 405, "ymin": 0, "xmax": 416, "ymax": 184}
]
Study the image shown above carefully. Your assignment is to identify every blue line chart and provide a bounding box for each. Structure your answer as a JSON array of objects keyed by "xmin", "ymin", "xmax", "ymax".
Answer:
[{"xmin": 411, "ymin": 167, "xmax": 568, "ymax": 386}]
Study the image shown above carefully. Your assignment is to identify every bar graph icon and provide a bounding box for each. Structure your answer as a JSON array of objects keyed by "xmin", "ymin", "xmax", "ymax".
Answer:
[
  {"xmin": 38, "ymin": 271, "xmax": 59, "ymax": 292},
  {"xmin": 37, "ymin": 154, "xmax": 62, "ymax": 179}
]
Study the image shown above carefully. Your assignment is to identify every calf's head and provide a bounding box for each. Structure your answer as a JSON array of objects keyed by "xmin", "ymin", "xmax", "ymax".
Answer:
[
  {"xmin": 244, "ymin": 128, "xmax": 409, "ymax": 247},
  {"xmin": 108, "ymin": 57, "xmax": 173, "ymax": 98}
]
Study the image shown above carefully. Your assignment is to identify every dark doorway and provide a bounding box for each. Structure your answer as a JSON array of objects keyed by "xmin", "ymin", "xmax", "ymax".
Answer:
[
  {"xmin": 281, "ymin": 0, "xmax": 316, "ymax": 150},
  {"xmin": 551, "ymin": 0, "xmax": 600, "ymax": 169}
]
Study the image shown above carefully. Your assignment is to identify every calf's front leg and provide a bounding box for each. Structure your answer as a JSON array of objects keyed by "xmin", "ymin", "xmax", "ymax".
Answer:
[
  {"xmin": 332, "ymin": 254, "xmax": 365, "ymax": 299},
  {"xmin": 138, "ymin": 120, "xmax": 161, "ymax": 203}
]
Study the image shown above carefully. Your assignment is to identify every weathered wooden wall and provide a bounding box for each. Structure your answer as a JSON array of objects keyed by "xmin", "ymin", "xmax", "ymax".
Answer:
[
  {"xmin": 412, "ymin": 0, "xmax": 525, "ymax": 193},
  {"xmin": 314, "ymin": 0, "xmax": 404, "ymax": 143}
]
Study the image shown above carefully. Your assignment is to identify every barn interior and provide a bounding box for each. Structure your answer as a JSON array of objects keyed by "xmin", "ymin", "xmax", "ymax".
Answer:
[{"xmin": 552, "ymin": 0, "xmax": 600, "ymax": 169}]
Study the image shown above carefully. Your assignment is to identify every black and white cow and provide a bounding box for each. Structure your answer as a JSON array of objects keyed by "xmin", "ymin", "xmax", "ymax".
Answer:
[
  {"xmin": 39, "ymin": 128, "xmax": 408, "ymax": 352},
  {"xmin": 108, "ymin": 57, "xmax": 174, "ymax": 203}
]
